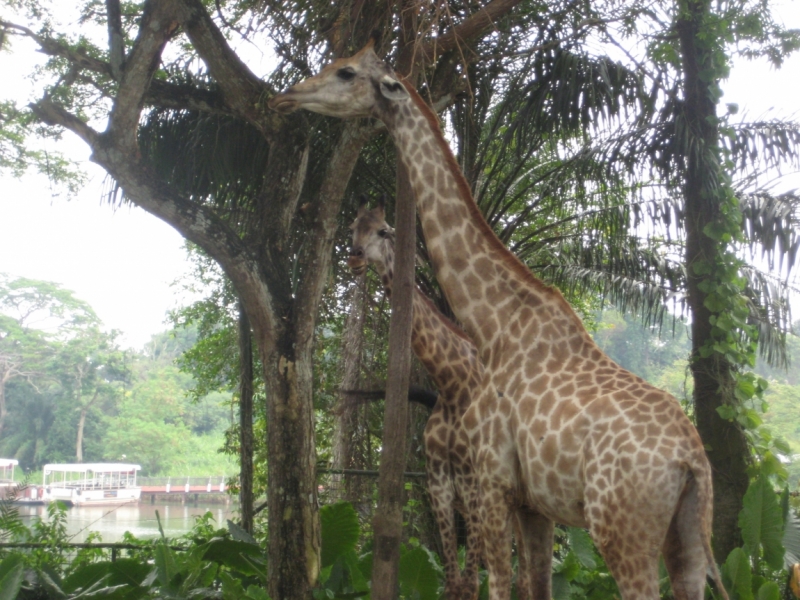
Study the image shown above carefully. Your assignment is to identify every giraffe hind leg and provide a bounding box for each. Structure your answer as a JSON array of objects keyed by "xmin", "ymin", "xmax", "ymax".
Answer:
[
  {"xmin": 460, "ymin": 499, "xmax": 481, "ymax": 600},
  {"xmin": 513, "ymin": 508, "xmax": 554, "ymax": 600},
  {"xmin": 588, "ymin": 501, "xmax": 665, "ymax": 599},
  {"xmin": 662, "ymin": 474, "xmax": 714, "ymax": 600}
]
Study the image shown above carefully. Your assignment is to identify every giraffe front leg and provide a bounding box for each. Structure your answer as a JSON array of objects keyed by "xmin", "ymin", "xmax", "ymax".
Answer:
[
  {"xmin": 460, "ymin": 481, "xmax": 482, "ymax": 600},
  {"xmin": 479, "ymin": 489, "xmax": 514, "ymax": 600},
  {"xmin": 427, "ymin": 476, "xmax": 462, "ymax": 599}
]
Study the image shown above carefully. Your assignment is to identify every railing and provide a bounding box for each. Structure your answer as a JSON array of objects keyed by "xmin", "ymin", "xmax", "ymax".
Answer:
[
  {"xmin": 0, "ymin": 542, "xmax": 186, "ymax": 562},
  {"xmin": 138, "ymin": 476, "xmax": 229, "ymax": 494}
]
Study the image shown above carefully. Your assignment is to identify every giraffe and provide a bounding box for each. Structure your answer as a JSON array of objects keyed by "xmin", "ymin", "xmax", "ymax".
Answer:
[
  {"xmin": 270, "ymin": 40, "xmax": 728, "ymax": 600},
  {"xmin": 349, "ymin": 198, "xmax": 530, "ymax": 600}
]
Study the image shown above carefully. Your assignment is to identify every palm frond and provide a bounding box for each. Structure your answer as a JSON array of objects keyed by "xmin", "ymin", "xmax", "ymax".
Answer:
[
  {"xmin": 739, "ymin": 192, "xmax": 800, "ymax": 279},
  {"xmin": 728, "ymin": 120, "xmax": 800, "ymax": 174}
]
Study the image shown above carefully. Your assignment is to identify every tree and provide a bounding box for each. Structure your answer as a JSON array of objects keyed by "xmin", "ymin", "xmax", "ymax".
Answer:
[
  {"xmin": 0, "ymin": 275, "xmax": 99, "ymax": 441},
  {"xmin": 104, "ymin": 365, "xmax": 191, "ymax": 474},
  {"xmin": 55, "ymin": 327, "xmax": 128, "ymax": 462},
  {"xmin": 0, "ymin": 1, "xmax": 535, "ymax": 594},
  {"xmin": 6, "ymin": 0, "xmax": 797, "ymax": 586}
]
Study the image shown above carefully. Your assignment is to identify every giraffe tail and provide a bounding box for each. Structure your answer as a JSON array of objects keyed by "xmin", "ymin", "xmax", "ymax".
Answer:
[{"xmin": 692, "ymin": 459, "xmax": 730, "ymax": 600}]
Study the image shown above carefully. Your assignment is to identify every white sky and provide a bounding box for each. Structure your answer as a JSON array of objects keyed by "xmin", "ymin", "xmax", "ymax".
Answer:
[{"xmin": 0, "ymin": 4, "xmax": 798, "ymax": 350}]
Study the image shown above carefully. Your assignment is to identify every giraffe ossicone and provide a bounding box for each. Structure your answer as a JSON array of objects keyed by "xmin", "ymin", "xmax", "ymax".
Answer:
[{"xmin": 271, "ymin": 41, "xmax": 729, "ymax": 600}]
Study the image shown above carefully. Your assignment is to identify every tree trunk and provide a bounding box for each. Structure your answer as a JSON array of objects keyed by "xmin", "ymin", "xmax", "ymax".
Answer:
[
  {"xmin": 333, "ymin": 277, "xmax": 367, "ymax": 502},
  {"xmin": 677, "ymin": 0, "xmax": 750, "ymax": 562},
  {"xmin": 76, "ymin": 406, "xmax": 88, "ymax": 462},
  {"xmin": 371, "ymin": 158, "xmax": 415, "ymax": 600},
  {"xmin": 238, "ymin": 299, "xmax": 255, "ymax": 535},
  {"xmin": 263, "ymin": 323, "xmax": 320, "ymax": 600}
]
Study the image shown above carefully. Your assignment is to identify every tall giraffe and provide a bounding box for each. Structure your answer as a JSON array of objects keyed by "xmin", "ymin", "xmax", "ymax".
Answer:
[
  {"xmin": 349, "ymin": 199, "xmax": 528, "ymax": 600},
  {"xmin": 270, "ymin": 41, "xmax": 727, "ymax": 600}
]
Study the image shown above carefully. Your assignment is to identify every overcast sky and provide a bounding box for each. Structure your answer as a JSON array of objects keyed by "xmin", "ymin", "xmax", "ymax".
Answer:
[{"xmin": 0, "ymin": 5, "xmax": 798, "ymax": 350}]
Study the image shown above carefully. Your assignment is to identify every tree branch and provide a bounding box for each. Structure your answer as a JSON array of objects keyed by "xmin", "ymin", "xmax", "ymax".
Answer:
[
  {"xmin": 106, "ymin": 0, "xmax": 125, "ymax": 79},
  {"xmin": 107, "ymin": 0, "xmax": 179, "ymax": 152},
  {"xmin": 168, "ymin": 0, "xmax": 279, "ymax": 134}
]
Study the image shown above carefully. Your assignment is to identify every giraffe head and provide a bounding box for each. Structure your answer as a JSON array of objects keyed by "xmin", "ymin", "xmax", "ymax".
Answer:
[
  {"xmin": 348, "ymin": 197, "xmax": 394, "ymax": 276},
  {"xmin": 268, "ymin": 39, "xmax": 410, "ymax": 119}
]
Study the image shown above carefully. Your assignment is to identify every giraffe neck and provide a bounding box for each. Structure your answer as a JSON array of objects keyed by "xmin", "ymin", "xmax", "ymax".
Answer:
[
  {"xmin": 372, "ymin": 238, "xmax": 481, "ymax": 400},
  {"xmin": 383, "ymin": 84, "xmax": 589, "ymax": 355},
  {"xmin": 370, "ymin": 240, "xmax": 396, "ymax": 297}
]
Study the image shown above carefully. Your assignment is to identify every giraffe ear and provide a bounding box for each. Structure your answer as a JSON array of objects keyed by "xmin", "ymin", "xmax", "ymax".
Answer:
[
  {"xmin": 379, "ymin": 75, "xmax": 408, "ymax": 101},
  {"xmin": 376, "ymin": 195, "xmax": 386, "ymax": 220}
]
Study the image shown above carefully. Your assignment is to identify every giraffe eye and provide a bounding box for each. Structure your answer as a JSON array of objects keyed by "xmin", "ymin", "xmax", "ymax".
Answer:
[
  {"xmin": 337, "ymin": 68, "xmax": 356, "ymax": 81},
  {"xmin": 378, "ymin": 229, "xmax": 388, "ymax": 238}
]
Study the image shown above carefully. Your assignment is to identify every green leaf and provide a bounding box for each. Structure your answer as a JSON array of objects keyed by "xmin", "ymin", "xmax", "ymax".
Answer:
[
  {"xmin": 398, "ymin": 546, "xmax": 441, "ymax": 600},
  {"xmin": 756, "ymin": 581, "xmax": 780, "ymax": 600},
  {"xmin": 567, "ymin": 527, "xmax": 597, "ymax": 570},
  {"xmin": 202, "ymin": 538, "xmax": 267, "ymax": 575},
  {"xmin": 0, "ymin": 561, "xmax": 24, "ymax": 600},
  {"xmin": 245, "ymin": 585, "xmax": 271, "ymax": 600},
  {"xmin": 551, "ymin": 572, "xmax": 572, "ymax": 600},
  {"xmin": 37, "ymin": 565, "xmax": 68, "ymax": 600},
  {"xmin": 722, "ymin": 547, "xmax": 753, "ymax": 600},
  {"xmin": 320, "ymin": 502, "xmax": 361, "ymax": 568},
  {"xmin": 737, "ymin": 379, "xmax": 756, "ymax": 398},
  {"xmin": 62, "ymin": 559, "xmax": 151, "ymax": 594},
  {"xmin": 219, "ymin": 570, "xmax": 247, "ymax": 600},
  {"xmin": 154, "ymin": 542, "xmax": 180, "ymax": 587},
  {"xmin": 717, "ymin": 405, "xmax": 737, "ymax": 420},
  {"xmin": 358, "ymin": 551, "xmax": 373, "ymax": 582},
  {"xmin": 0, "ymin": 554, "xmax": 24, "ymax": 586},
  {"xmin": 739, "ymin": 475, "xmax": 785, "ymax": 570},
  {"xmin": 228, "ymin": 519, "xmax": 258, "ymax": 545}
]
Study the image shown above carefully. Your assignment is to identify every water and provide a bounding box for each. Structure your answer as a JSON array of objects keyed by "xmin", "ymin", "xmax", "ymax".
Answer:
[{"xmin": 17, "ymin": 501, "xmax": 238, "ymax": 542}]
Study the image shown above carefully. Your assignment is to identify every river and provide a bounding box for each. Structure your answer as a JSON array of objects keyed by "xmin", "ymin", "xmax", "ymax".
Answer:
[{"xmin": 17, "ymin": 501, "xmax": 237, "ymax": 543}]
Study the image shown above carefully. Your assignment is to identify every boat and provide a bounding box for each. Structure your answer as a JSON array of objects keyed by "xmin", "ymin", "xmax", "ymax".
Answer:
[
  {"xmin": 42, "ymin": 463, "xmax": 142, "ymax": 506},
  {"xmin": 0, "ymin": 459, "xmax": 19, "ymax": 500}
]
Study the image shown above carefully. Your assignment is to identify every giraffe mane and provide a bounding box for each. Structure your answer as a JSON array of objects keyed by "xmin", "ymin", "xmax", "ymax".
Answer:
[{"xmin": 400, "ymin": 80, "xmax": 592, "ymax": 336}]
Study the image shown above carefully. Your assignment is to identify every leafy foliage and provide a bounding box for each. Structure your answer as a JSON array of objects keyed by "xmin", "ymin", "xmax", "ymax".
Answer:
[
  {"xmin": 0, "ymin": 275, "xmax": 234, "ymax": 476},
  {"xmin": 739, "ymin": 475, "xmax": 785, "ymax": 570}
]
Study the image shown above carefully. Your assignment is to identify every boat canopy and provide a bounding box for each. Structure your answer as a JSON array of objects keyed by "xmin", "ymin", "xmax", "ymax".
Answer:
[
  {"xmin": 0, "ymin": 459, "xmax": 18, "ymax": 469},
  {"xmin": 43, "ymin": 463, "xmax": 141, "ymax": 474}
]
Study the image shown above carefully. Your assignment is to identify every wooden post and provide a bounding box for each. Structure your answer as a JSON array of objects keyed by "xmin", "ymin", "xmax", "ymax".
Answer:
[
  {"xmin": 238, "ymin": 300, "xmax": 255, "ymax": 534},
  {"xmin": 370, "ymin": 158, "xmax": 415, "ymax": 599}
]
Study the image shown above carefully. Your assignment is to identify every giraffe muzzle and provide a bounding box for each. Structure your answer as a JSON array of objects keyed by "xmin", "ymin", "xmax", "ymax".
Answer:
[
  {"xmin": 348, "ymin": 250, "xmax": 367, "ymax": 275},
  {"xmin": 268, "ymin": 93, "xmax": 299, "ymax": 114}
]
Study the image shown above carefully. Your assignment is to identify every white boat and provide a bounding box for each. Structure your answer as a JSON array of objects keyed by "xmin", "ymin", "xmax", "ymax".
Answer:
[
  {"xmin": 42, "ymin": 463, "xmax": 142, "ymax": 506},
  {"xmin": 0, "ymin": 459, "xmax": 19, "ymax": 499}
]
